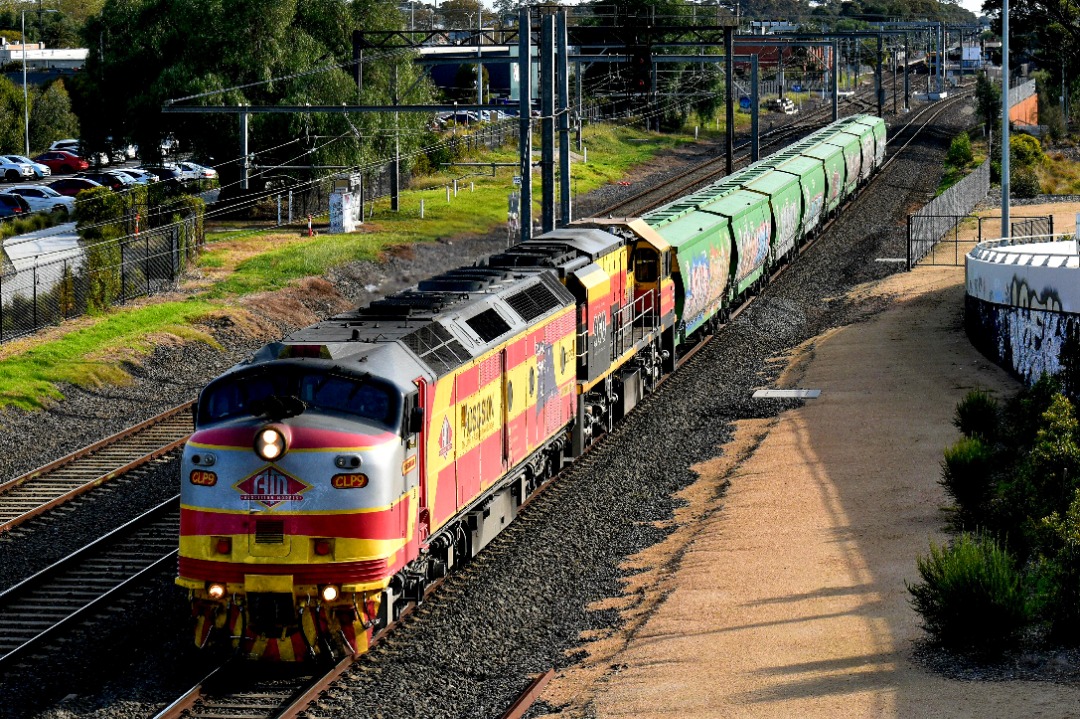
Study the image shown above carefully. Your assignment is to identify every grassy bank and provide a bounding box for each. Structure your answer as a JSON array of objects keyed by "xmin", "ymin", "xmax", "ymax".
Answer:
[{"xmin": 0, "ymin": 122, "xmax": 691, "ymax": 410}]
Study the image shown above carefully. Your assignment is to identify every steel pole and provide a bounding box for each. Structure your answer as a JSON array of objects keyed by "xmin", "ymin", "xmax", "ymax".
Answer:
[
  {"xmin": 21, "ymin": 11, "xmax": 28, "ymax": 157},
  {"xmin": 1001, "ymin": 0, "xmax": 1010, "ymax": 238},
  {"xmin": 518, "ymin": 7, "xmax": 532, "ymax": 243},
  {"xmin": 751, "ymin": 54, "xmax": 759, "ymax": 161},
  {"xmin": 557, "ymin": 11, "xmax": 571, "ymax": 227},
  {"xmin": 239, "ymin": 111, "xmax": 249, "ymax": 190},
  {"xmin": 876, "ymin": 33, "xmax": 883, "ymax": 117},
  {"xmin": 725, "ymin": 25, "xmax": 734, "ymax": 175},
  {"xmin": 831, "ymin": 41, "xmax": 838, "ymax": 121},
  {"xmin": 540, "ymin": 12, "xmax": 555, "ymax": 234},
  {"xmin": 904, "ymin": 33, "xmax": 909, "ymax": 110}
]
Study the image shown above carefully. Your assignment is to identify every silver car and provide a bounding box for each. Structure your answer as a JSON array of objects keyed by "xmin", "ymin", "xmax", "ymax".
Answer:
[{"xmin": 7, "ymin": 185, "xmax": 75, "ymax": 214}]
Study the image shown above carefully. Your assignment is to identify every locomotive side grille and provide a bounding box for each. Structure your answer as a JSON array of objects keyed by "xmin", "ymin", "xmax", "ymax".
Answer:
[
  {"xmin": 506, "ymin": 282, "xmax": 560, "ymax": 322},
  {"xmin": 465, "ymin": 308, "xmax": 512, "ymax": 343},
  {"xmin": 255, "ymin": 520, "xmax": 284, "ymax": 544},
  {"xmin": 403, "ymin": 323, "xmax": 470, "ymax": 375}
]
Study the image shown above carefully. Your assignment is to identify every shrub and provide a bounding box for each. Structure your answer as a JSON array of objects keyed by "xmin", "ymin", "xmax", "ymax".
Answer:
[
  {"xmin": 909, "ymin": 533, "xmax": 1029, "ymax": 652},
  {"xmin": 1025, "ymin": 394, "xmax": 1080, "ymax": 518},
  {"xmin": 1060, "ymin": 324, "xmax": 1080, "ymax": 403},
  {"xmin": 941, "ymin": 437, "xmax": 996, "ymax": 527},
  {"xmin": 947, "ymin": 132, "xmax": 974, "ymax": 167},
  {"xmin": 1011, "ymin": 134, "xmax": 1045, "ymax": 168},
  {"xmin": 954, "ymin": 389, "xmax": 999, "ymax": 441},
  {"xmin": 1012, "ymin": 167, "xmax": 1042, "ymax": 198},
  {"xmin": 1042, "ymin": 107, "xmax": 1066, "ymax": 144},
  {"xmin": 1032, "ymin": 489, "xmax": 1080, "ymax": 644}
]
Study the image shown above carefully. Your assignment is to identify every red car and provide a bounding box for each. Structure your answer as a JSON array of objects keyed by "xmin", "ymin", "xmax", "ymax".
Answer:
[
  {"xmin": 47, "ymin": 177, "xmax": 103, "ymax": 197},
  {"xmin": 32, "ymin": 150, "xmax": 90, "ymax": 174}
]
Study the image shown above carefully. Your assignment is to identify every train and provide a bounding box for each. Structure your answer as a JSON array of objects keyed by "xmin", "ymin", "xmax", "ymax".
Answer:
[{"xmin": 177, "ymin": 113, "xmax": 887, "ymax": 661}]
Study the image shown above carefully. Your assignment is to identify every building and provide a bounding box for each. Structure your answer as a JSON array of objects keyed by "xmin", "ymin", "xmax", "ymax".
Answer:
[{"xmin": 0, "ymin": 39, "xmax": 88, "ymax": 71}]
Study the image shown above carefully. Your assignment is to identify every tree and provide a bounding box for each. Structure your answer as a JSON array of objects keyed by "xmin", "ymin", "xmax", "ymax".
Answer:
[
  {"xmin": 72, "ymin": 0, "xmax": 434, "ymax": 194},
  {"xmin": 437, "ymin": 0, "xmax": 482, "ymax": 30},
  {"xmin": 0, "ymin": 75, "xmax": 25, "ymax": 154},
  {"xmin": 975, "ymin": 72, "xmax": 1000, "ymax": 133},
  {"xmin": 29, "ymin": 80, "xmax": 79, "ymax": 154}
]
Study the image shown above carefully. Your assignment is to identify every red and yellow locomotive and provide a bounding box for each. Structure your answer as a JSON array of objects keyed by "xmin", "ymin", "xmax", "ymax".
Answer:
[{"xmin": 178, "ymin": 224, "xmax": 675, "ymax": 660}]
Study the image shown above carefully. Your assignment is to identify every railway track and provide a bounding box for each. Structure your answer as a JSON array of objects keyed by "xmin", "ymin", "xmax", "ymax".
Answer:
[
  {"xmin": 0, "ymin": 498, "xmax": 178, "ymax": 671},
  {"xmin": 0, "ymin": 401, "xmax": 193, "ymax": 534}
]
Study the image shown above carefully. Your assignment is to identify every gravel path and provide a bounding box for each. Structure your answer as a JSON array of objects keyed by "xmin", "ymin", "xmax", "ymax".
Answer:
[{"xmin": 0, "ymin": 98, "xmax": 963, "ymax": 718}]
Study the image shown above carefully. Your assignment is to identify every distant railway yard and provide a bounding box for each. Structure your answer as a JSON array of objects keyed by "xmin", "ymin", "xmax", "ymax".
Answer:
[{"xmin": 0, "ymin": 78, "xmax": 1004, "ymax": 718}]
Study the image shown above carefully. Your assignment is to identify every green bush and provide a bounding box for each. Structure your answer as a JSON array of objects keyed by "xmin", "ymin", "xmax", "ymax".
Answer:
[
  {"xmin": 1025, "ymin": 394, "xmax": 1080, "ymax": 518},
  {"xmin": 954, "ymin": 389, "xmax": 999, "ymax": 441},
  {"xmin": 941, "ymin": 437, "xmax": 996, "ymax": 528},
  {"xmin": 909, "ymin": 533, "xmax": 1030, "ymax": 652},
  {"xmin": 947, "ymin": 132, "xmax": 974, "ymax": 167},
  {"xmin": 1006, "ymin": 374, "xmax": 1063, "ymax": 449},
  {"xmin": 1032, "ymin": 489, "xmax": 1080, "ymax": 643},
  {"xmin": 1012, "ymin": 167, "xmax": 1042, "ymax": 198},
  {"xmin": 1011, "ymin": 134, "xmax": 1045, "ymax": 168}
]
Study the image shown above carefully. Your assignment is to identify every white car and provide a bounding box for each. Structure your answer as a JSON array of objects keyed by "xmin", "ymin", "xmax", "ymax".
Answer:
[
  {"xmin": 2, "ymin": 154, "xmax": 50, "ymax": 178},
  {"xmin": 121, "ymin": 168, "xmax": 159, "ymax": 184},
  {"xmin": 178, "ymin": 161, "xmax": 218, "ymax": 180},
  {"xmin": 49, "ymin": 138, "xmax": 79, "ymax": 151},
  {"xmin": 7, "ymin": 185, "xmax": 75, "ymax": 214},
  {"xmin": 0, "ymin": 157, "xmax": 36, "ymax": 182}
]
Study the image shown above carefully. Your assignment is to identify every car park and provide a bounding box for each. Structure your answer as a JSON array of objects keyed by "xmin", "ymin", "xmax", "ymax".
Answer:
[
  {"xmin": 0, "ymin": 193, "xmax": 32, "ymax": 218},
  {"xmin": 2, "ymin": 154, "xmax": 51, "ymax": 179},
  {"xmin": 0, "ymin": 157, "xmax": 37, "ymax": 182},
  {"xmin": 48, "ymin": 140, "xmax": 109, "ymax": 166},
  {"xmin": 34, "ymin": 150, "xmax": 90, "ymax": 174},
  {"xmin": 6, "ymin": 185, "xmax": 75, "ymax": 214},
  {"xmin": 48, "ymin": 177, "xmax": 104, "ymax": 196}
]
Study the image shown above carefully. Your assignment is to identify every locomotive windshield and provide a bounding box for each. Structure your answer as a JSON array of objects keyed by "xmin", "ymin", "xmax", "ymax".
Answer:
[{"xmin": 199, "ymin": 367, "xmax": 401, "ymax": 429}]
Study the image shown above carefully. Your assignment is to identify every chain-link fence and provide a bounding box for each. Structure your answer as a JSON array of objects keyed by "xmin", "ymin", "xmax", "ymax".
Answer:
[
  {"xmin": 907, "ymin": 159, "xmax": 991, "ymax": 267},
  {"xmin": 0, "ymin": 215, "xmax": 202, "ymax": 343}
]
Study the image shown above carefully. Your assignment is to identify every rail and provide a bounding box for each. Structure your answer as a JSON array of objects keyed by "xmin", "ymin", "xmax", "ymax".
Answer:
[
  {"xmin": 0, "ymin": 497, "xmax": 179, "ymax": 670},
  {"xmin": 0, "ymin": 400, "xmax": 194, "ymax": 533}
]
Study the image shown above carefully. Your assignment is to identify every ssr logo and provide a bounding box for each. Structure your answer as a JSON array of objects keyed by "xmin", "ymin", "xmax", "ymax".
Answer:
[{"xmin": 460, "ymin": 395, "xmax": 495, "ymax": 443}]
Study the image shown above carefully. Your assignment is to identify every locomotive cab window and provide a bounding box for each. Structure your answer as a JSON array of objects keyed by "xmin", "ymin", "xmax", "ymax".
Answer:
[
  {"xmin": 199, "ymin": 368, "xmax": 402, "ymax": 430},
  {"xmin": 634, "ymin": 247, "xmax": 659, "ymax": 283}
]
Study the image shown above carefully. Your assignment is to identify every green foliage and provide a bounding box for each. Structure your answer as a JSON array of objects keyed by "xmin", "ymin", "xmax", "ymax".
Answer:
[
  {"xmin": 941, "ymin": 436, "xmax": 996, "ymax": 529},
  {"xmin": 1011, "ymin": 134, "xmax": 1045, "ymax": 168},
  {"xmin": 1025, "ymin": 394, "xmax": 1080, "ymax": 519},
  {"xmin": 1060, "ymin": 324, "xmax": 1080, "ymax": 403},
  {"xmin": 1012, "ymin": 167, "xmax": 1042, "ymax": 198},
  {"xmin": 1042, "ymin": 106, "xmax": 1066, "ymax": 144},
  {"xmin": 955, "ymin": 388, "xmax": 1000, "ymax": 441},
  {"xmin": 947, "ymin": 132, "xmax": 974, "ymax": 168},
  {"xmin": 74, "ymin": 0, "xmax": 434, "ymax": 192},
  {"xmin": 975, "ymin": 73, "xmax": 1001, "ymax": 131},
  {"xmin": 909, "ymin": 533, "xmax": 1030, "ymax": 653},
  {"xmin": 1032, "ymin": 489, "xmax": 1080, "ymax": 643},
  {"xmin": 29, "ymin": 80, "xmax": 79, "ymax": 154},
  {"xmin": 1005, "ymin": 373, "xmax": 1063, "ymax": 450}
]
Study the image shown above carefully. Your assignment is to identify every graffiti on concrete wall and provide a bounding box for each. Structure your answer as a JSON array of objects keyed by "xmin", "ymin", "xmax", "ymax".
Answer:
[{"xmin": 966, "ymin": 296, "xmax": 1077, "ymax": 384}]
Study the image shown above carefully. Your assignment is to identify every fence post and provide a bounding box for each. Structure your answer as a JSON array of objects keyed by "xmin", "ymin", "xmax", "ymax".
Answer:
[
  {"xmin": 144, "ymin": 232, "xmax": 151, "ymax": 293},
  {"xmin": 277, "ymin": 194, "xmax": 282, "ymax": 226},
  {"xmin": 906, "ymin": 214, "xmax": 912, "ymax": 270},
  {"xmin": 32, "ymin": 260, "xmax": 37, "ymax": 330},
  {"xmin": 120, "ymin": 240, "xmax": 127, "ymax": 302},
  {"xmin": 171, "ymin": 228, "xmax": 177, "ymax": 283},
  {"xmin": 1, "ymin": 272, "xmax": 4, "ymax": 342},
  {"xmin": 288, "ymin": 190, "xmax": 293, "ymax": 223}
]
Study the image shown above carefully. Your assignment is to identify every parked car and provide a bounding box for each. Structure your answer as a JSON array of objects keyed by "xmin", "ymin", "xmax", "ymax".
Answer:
[
  {"xmin": 76, "ymin": 170, "xmax": 135, "ymax": 191},
  {"xmin": 6, "ymin": 185, "xmax": 75, "ymax": 214},
  {"xmin": 105, "ymin": 136, "xmax": 137, "ymax": 162},
  {"xmin": 0, "ymin": 157, "xmax": 36, "ymax": 182},
  {"xmin": 0, "ymin": 193, "xmax": 32, "ymax": 218},
  {"xmin": 49, "ymin": 138, "xmax": 79, "ymax": 151},
  {"xmin": 121, "ymin": 168, "xmax": 159, "ymax": 184},
  {"xmin": 139, "ymin": 164, "xmax": 183, "ymax": 188},
  {"xmin": 48, "ymin": 177, "xmax": 104, "ymax": 197},
  {"xmin": 178, "ymin": 161, "xmax": 218, "ymax": 180},
  {"xmin": 2, "ymin": 154, "xmax": 51, "ymax": 178},
  {"xmin": 34, "ymin": 150, "xmax": 90, "ymax": 174}
]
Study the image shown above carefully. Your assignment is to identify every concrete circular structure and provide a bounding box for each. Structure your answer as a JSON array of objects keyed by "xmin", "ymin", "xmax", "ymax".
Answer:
[{"xmin": 966, "ymin": 237, "xmax": 1080, "ymax": 383}]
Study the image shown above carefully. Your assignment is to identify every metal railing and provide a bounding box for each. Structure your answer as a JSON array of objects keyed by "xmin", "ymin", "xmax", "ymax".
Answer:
[
  {"xmin": 907, "ymin": 159, "xmax": 990, "ymax": 267},
  {"xmin": 0, "ymin": 216, "xmax": 202, "ymax": 343},
  {"xmin": 575, "ymin": 288, "xmax": 660, "ymax": 371},
  {"xmin": 969, "ymin": 233, "xmax": 1080, "ymax": 268},
  {"xmin": 909, "ymin": 213, "xmax": 1054, "ymax": 267}
]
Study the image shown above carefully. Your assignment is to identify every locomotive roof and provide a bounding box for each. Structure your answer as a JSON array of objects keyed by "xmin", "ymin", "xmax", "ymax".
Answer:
[
  {"xmin": 486, "ymin": 227, "xmax": 624, "ymax": 276},
  {"xmin": 277, "ymin": 266, "xmax": 574, "ymax": 378}
]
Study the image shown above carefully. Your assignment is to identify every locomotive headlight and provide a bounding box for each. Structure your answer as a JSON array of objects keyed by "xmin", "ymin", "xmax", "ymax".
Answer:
[
  {"xmin": 320, "ymin": 585, "xmax": 340, "ymax": 602},
  {"xmin": 207, "ymin": 583, "xmax": 226, "ymax": 600},
  {"xmin": 254, "ymin": 427, "xmax": 287, "ymax": 461}
]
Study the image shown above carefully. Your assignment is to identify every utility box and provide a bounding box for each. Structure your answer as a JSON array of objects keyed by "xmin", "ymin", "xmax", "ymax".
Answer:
[{"xmin": 329, "ymin": 172, "xmax": 363, "ymax": 233}]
